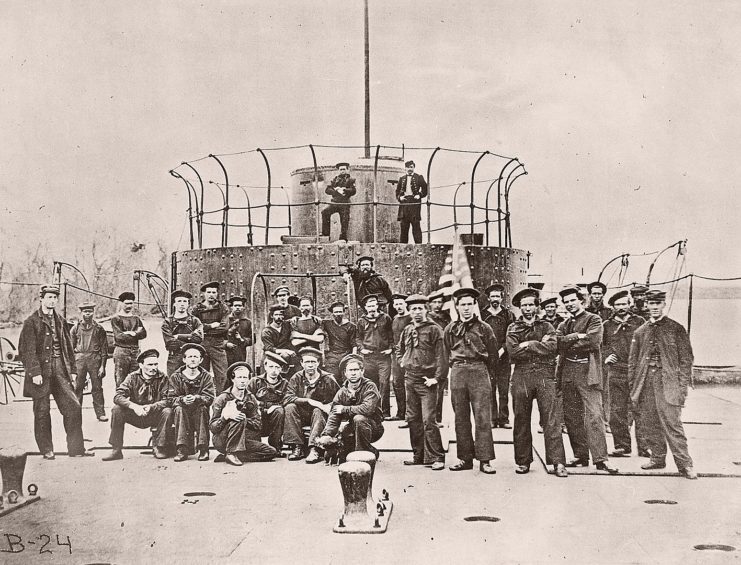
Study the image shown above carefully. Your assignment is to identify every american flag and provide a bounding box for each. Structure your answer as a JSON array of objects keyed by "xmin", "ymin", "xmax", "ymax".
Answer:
[{"xmin": 436, "ymin": 230, "xmax": 477, "ymax": 321}]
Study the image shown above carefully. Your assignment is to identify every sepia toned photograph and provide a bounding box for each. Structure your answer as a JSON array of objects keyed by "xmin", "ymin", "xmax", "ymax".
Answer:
[{"xmin": 1, "ymin": 1, "xmax": 740, "ymax": 563}]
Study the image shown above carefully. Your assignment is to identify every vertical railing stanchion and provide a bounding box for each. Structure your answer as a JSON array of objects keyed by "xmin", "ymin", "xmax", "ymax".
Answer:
[
  {"xmin": 470, "ymin": 151, "xmax": 489, "ymax": 238},
  {"xmin": 209, "ymin": 154, "xmax": 230, "ymax": 247},
  {"xmin": 309, "ymin": 145, "xmax": 320, "ymax": 243},
  {"xmin": 183, "ymin": 162, "xmax": 206, "ymax": 248},
  {"xmin": 257, "ymin": 148, "xmax": 272, "ymax": 245},
  {"xmin": 425, "ymin": 147, "xmax": 440, "ymax": 244}
]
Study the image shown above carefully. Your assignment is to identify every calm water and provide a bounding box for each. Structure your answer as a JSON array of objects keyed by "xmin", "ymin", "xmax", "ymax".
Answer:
[{"xmin": 658, "ymin": 298, "xmax": 740, "ymax": 366}]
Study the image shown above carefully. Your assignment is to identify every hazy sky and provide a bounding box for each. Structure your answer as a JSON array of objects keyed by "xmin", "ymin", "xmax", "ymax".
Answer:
[{"xmin": 2, "ymin": 1, "xmax": 740, "ymax": 288}]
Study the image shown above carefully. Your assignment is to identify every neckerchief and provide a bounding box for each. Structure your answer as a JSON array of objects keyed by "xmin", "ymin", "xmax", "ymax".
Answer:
[{"xmin": 451, "ymin": 315, "xmax": 479, "ymax": 337}]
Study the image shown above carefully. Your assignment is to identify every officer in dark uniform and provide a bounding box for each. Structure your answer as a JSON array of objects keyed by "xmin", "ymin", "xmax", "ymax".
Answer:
[
  {"xmin": 629, "ymin": 290, "xmax": 696, "ymax": 479},
  {"xmin": 343, "ymin": 255, "xmax": 393, "ymax": 312},
  {"xmin": 19, "ymin": 284, "xmax": 94, "ymax": 459},
  {"xmin": 395, "ymin": 160, "xmax": 428, "ymax": 243},
  {"xmin": 321, "ymin": 161, "xmax": 356, "ymax": 241}
]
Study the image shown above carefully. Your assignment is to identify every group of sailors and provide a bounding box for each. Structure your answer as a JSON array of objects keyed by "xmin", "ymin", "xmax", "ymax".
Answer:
[{"xmin": 17, "ymin": 260, "xmax": 696, "ymax": 479}]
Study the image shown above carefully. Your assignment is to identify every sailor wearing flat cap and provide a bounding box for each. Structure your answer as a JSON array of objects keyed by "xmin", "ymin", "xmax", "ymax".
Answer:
[
  {"xmin": 19, "ymin": 284, "xmax": 94, "ymax": 458},
  {"xmin": 390, "ymin": 293, "xmax": 412, "ymax": 422},
  {"xmin": 482, "ymin": 283, "xmax": 516, "ymax": 429},
  {"xmin": 317, "ymin": 353, "xmax": 385, "ymax": 461},
  {"xmin": 539, "ymin": 297, "xmax": 565, "ymax": 328},
  {"xmin": 225, "ymin": 296, "xmax": 253, "ymax": 367},
  {"xmin": 586, "ymin": 281, "xmax": 613, "ymax": 321},
  {"xmin": 443, "ymin": 287, "xmax": 498, "ymax": 474},
  {"xmin": 395, "ymin": 159, "xmax": 428, "ymax": 243},
  {"xmin": 70, "ymin": 301, "xmax": 109, "ymax": 421},
  {"xmin": 396, "ymin": 294, "xmax": 446, "ymax": 470},
  {"xmin": 342, "ymin": 256, "xmax": 393, "ymax": 312},
  {"xmin": 507, "ymin": 288, "xmax": 567, "ymax": 477},
  {"xmin": 167, "ymin": 343, "xmax": 216, "ymax": 462},
  {"xmin": 283, "ymin": 346, "xmax": 340, "ymax": 463},
  {"xmin": 209, "ymin": 362, "xmax": 279, "ymax": 466},
  {"xmin": 191, "ymin": 281, "xmax": 230, "ymax": 393},
  {"xmin": 321, "ymin": 161, "xmax": 356, "ymax": 242},
  {"xmin": 272, "ymin": 286, "xmax": 301, "ymax": 319},
  {"xmin": 628, "ymin": 284, "xmax": 651, "ymax": 319},
  {"xmin": 246, "ymin": 351, "xmax": 290, "ymax": 455},
  {"xmin": 111, "ymin": 290, "xmax": 147, "ymax": 387},
  {"xmin": 321, "ymin": 301, "xmax": 357, "ymax": 383},
  {"xmin": 602, "ymin": 290, "xmax": 647, "ymax": 458},
  {"xmin": 103, "ymin": 349, "xmax": 174, "ymax": 461},
  {"xmin": 261, "ymin": 303, "xmax": 298, "ymax": 377},
  {"xmin": 555, "ymin": 286, "xmax": 618, "ymax": 473},
  {"xmin": 162, "ymin": 289, "xmax": 204, "ymax": 376},
  {"xmin": 628, "ymin": 288, "xmax": 696, "ymax": 478},
  {"xmin": 355, "ymin": 293, "xmax": 394, "ymax": 418}
]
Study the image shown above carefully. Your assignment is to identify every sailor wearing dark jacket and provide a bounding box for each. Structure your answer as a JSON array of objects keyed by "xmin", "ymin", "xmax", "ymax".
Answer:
[
  {"xmin": 602, "ymin": 290, "xmax": 645, "ymax": 457},
  {"xmin": 318, "ymin": 353, "xmax": 384, "ymax": 460},
  {"xmin": 629, "ymin": 290, "xmax": 697, "ymax": 479},
  {"xmin": 168, "ymin": 343, "xmax": 216, "ymax": 462},
  {"xmin": 443, "ymin": 287, "xmax": 497, "ymax": 474},
  {"xmin": 343, "ymin": 255, "xmax": 394, "ymax": 312},
  {"xmin": 283, "ymin": 347, "xmax": 340, "ymax": 464},
  {"xmin": 191, "ymin": 281, "xmax": 230, "ymax": 394},
  {"xmin": 395, "ymin": 160, "xmax": 428, "ymax": 243},
  {"xmin": 19, "ymin": 284, "xmax": 93, "ymax": 459},
  {"xmin": 161, "ymin": 289, "xmax": 203, "ymax": 375},
  {"xmin": 70, "ymin": 301, "xmax": 109, "ymax": 421},
  {"xmin": 102, "ymin": 349, "xmax": 174, "ymax": 461},
  {"xmin": 111, "ymin": 291, "xmax": 147, "ymax": 387},
  {"xmin": 321, "ymin": 161, "xmax": 357, "ymax": 241},
  {"xmin": 507, "ymin": 288, "xmax": 567, "ymax": 477},
  {"xmin": 210, "ymin": 362, "xmax": 279, "ymax": 466},
  {"xmin": 397, "ymin": 294, "xmax": 446, "ymax": 470},
  {"xmin": 247, "ymin": 351, "xmax": 289, "ymax": 454},
  {"xmin": 556, "ymin": 286, "xmax": 618, "ymax": 474}
]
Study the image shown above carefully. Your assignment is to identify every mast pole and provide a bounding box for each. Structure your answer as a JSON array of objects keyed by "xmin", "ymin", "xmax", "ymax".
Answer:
[{"xmin": 364, "ymin": 0, "xmax": 370, "ymax": 158}]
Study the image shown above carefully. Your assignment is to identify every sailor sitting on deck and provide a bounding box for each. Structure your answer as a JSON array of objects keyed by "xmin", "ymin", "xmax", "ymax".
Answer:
[
  {"xmin": 210, "ymin": 362, "xmax": 279, "ymax": 466},
  {"xmin": 168, "ymin": 343, "xmax": 216, "ymax": 462},
  {"xmin": 316, "ymin": 353, "xmax": 384, "ymax": 464},
  {"xmin": 102, "ymin": 349, "xmax": 174, "ymax": 461}
]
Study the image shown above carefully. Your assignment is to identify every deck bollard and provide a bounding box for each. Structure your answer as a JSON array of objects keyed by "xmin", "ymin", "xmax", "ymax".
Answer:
[
  {"xmin": 336, "ymin": 461, "xmax": 371, "ymax": 529},
  {"xmin": 0, "ymin": 447, "xmax": 27, "ymax": 500},
  {"xmin": 0, "ymin": 447, "xmax": 41, "ymax": 516},
  {"xmin": 346, "ymin": 450, "xmax": 377, "ymax": 507}
]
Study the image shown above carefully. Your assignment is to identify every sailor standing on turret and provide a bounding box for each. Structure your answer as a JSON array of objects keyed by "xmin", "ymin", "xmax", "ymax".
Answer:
[{"xmin": 321, "ymin": 162, "xmax": 356, "ymax": 242}]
